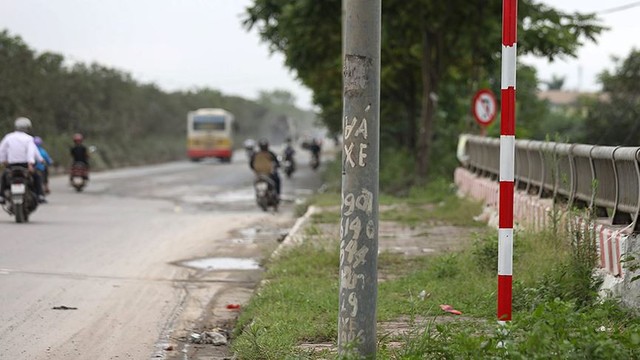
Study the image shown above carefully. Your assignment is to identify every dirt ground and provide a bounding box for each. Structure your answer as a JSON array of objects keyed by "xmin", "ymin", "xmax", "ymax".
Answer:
[
  {"xmin": 164, "ymin": 205, "xmax": 481, "ymax": 359},
  {"xmin": 292, "ymin": 209, "xmax": 481, "ymax": 355},
  {"xmin": 162, "ymin": 216, "xmax": 295, "ymax": 360}
]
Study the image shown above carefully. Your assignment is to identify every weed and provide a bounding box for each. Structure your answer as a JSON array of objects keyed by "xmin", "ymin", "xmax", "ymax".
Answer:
[
  {"xmin": 311, "ymin": 211, "xmax": 340, "ymax": 224},
  {"xmin": 379, "ymin": 148, "xmax": 418, "ymax": 194},
  {"xmin": 294, "ymin": 200, "xmax": 310, "ymax": 217},
  {"xmin": 406, "ymin": 177, "xmax": 458, "ymax": 205},
  {"xmin": 379, "ymin": 196, "xmax": 483, "ymax": 228},
  {"xmin": 512, "ymin": 220, "xmax": 602, "ymax": 313},
  {"xmin": 472, "ymin": 232, "xmax": 500, "ymax": 272},
  {"xmin": 305, "ymin": 224, "xmax": 322, "ymax": 236},
  {"xmin": 621, "ymin": 253, "xmax": 640, "ymax": 283},
  {"xmin": 508, "ymin": 299, "xmax": 640, "ymax": 359},
  {"xmin": 431, "ymin": 254, "xmax": 460, "ymax": 279},
  {"xmin": 232, "ymin": 322, "xmax": 269, "ymax": 359},
  {"xmin": 232, "ymin": 174, "xmax": 640, "ymax": 359}
]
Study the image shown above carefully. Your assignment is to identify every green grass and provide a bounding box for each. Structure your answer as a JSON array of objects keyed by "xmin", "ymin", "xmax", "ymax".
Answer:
[
  {"xmin": 233, "ymin": 218, "xmax": 640, "ymax": 359},
  {"xmin": 233, "ymin": 240, "xmax": 341, "ymax": 359},
  {"xmin": 301, "ymin": 168, "xmax": 484, "ymax": 228},
  {"xmin": 379, "ymin": 196, "xmax": 484, "ymax": 227},
  {"xmin": 233, "ymin": 168, "xmax": 640, "ymax": 359},
  {"xmin": 310, "ymin": 211, "xmax": 340, "ymax": 224},
  {"xmin": 294, "ymin": 189, "xmax": 341, "ymax": 217},
  {"xmin": 378, "ymin": 179, "xmax": 485, "ymax": 227},
  {"xmin": 232, "ymin": 181, "xmax": 640, "ymax": 359}
]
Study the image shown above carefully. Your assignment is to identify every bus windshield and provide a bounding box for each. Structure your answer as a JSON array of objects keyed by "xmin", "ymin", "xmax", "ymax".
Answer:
[{"xmin": 193, "ymin": 115, "xmax": 226, "ymax": 131}]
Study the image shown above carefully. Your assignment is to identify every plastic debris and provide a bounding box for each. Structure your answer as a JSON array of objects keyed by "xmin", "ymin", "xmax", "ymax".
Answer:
[
  {"xmin": 226, "ymin": 303, "xmax": 241, "ymax": 310},
  {"xmin": 189, "ymin": 329, "xmax": 228, "ymax": 345},
  {"xmin": 418, "ymin": 290, "xmax": 430, "ymax": 301},
  {"xmin": 596, "ymin": 325, "xmax": 611, "ymax": 332},
  {"xmin": 440, "ymin": 304, "xmax": 462, "ymax": 315},
  {"xmin": 52, "ymin": 305, "xmax": 78, "ymax": 310}
]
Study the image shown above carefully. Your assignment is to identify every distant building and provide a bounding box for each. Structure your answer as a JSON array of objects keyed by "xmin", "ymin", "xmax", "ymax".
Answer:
[{"xmin": 537, "ymin": 90, "xmax": 609, "ymax": 116}]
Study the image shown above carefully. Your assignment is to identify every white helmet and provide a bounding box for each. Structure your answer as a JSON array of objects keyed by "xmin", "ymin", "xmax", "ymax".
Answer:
[{"xmin": 14, "ymin": 117, "xmax": 32, "ymax": 131}]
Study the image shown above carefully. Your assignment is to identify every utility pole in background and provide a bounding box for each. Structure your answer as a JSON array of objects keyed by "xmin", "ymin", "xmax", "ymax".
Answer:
[{"xmin": 338, "ymin": 0, "xmax": 381, "ymax": 357}]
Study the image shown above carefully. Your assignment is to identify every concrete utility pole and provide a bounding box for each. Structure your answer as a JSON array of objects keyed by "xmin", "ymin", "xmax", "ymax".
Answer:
[{"xmin": 338, "ymin": 0, "xmax": 381, "ymax": 358}]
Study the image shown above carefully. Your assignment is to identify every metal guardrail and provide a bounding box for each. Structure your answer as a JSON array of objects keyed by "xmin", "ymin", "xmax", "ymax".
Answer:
[{"xmin": 459, "ymin": 134, "xmax": 640, "ymax": 232}]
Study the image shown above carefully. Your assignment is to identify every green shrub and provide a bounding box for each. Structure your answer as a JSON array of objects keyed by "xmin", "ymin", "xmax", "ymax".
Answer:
[
  {"xmin": 472, "ymin": 232, "xmax": 499, "ymax": 272},
  {"xmin": 379, "ymin": 147, "xmax": 417, "ymax": 194},
  {"xmin": 431, "ymin": 254, "xmax": 460, "ymax": 279}
]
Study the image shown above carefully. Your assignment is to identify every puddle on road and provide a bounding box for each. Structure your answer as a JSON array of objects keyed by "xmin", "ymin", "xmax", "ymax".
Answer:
[
  {"xmin": 210, "ymin": 188, "xmax": 255, "ymax": 203},
  {"xmin": 230, "ymin": 238, "xmax": 251, "ymax": 244},
  {"xmin": 239, "ymin": 227, "xmax": 258, "ymax": 237},
  {"xmin": 191, "ymin": 187, "xmax": 308, "ymax": 205},
  {"xmin": 180, "ymin": 194, "xmax": 218, "ymax": 204},
  {"xmin": 231, "ymin": 226, "xmax": 289, "ymax": 244},
  {"xmin": 178, "ymin": 257, "xmax": 261, "ymax": 271}
]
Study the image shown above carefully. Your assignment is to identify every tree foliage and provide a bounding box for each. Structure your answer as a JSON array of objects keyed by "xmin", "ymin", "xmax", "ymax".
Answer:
[
  {"xmin": 0, "ymin": 30, "xmax": 315, "ymax": 169},
  {"xmin": 581, "ymin": 49, "xmax": 640, "ymax": 145},
  {"xmin": 244, "ymin": 0, "xmax": 604, "ymax": 184},
  {"xmin": 545, "ymin": 74, "xmax": 566, "ymax": 90}
]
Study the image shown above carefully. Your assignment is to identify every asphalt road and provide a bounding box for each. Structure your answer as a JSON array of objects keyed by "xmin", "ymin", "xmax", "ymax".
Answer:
[{"xmin": 0, "ymin": 147, "xmax": 326, "ymax": 360}]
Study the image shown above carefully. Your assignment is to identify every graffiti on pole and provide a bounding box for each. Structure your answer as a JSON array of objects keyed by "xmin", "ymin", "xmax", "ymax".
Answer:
[{"xmin": 339, "ymin": 107, "xmax": 376, "ymax": 346}]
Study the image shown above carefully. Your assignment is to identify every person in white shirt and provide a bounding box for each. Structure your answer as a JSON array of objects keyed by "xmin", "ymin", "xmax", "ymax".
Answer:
[{"xmin": 0, "ymin": 117, "xmax": 46, "ymax": 204}]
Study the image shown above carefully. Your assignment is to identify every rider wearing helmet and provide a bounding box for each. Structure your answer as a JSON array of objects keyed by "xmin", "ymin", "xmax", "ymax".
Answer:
[
  {"xmin": 243, "ymin": 138, "xmax": 257, "ymax": 160},
  {"xmin": 310, "ymin": 138, "xmax": 322, "ymax": 159},
  {"xmin": 0, "ymin": 117, "xmax": 46, "ymax": 204},
  {"xmin": 70, "ymin": 133, "xmax": 89, "ymax": 174},
  {"xmin": 34, "ymin": 136, "xmax": 54, "ymax": 194},
  {"xmin": 250, "ymin": 139, "xmax": 281, "ymax": 197},
  {"xmin": 282, "ymin": 136, "xmax": 296, "ymax": 174},
  {"xmin": 243, "ymin": 138, "xmax": 256, "ymax": 152},
  {"xmin": 283, "ymin": 137, "xmax": 295, "ymax": 160}
]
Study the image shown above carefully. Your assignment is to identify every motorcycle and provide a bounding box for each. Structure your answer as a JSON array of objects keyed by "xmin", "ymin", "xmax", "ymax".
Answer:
[
  {"xmin": 70, "ymin": 161, "xmax": 89, "ymax": 192},
  {"xmin": 244, "ymin": 139, "xmax": 256, "ymax": 162},
  {"xmin": 1, "ymin": 166, "xmax": 39, "ymax": 223},
  {"xmin": 310, "ymin": 153, "xmax": 320, "ymax": 171},
  {"xmin": 282, "ymin": 146, "xmax": 296, "ymax": 178},
  {"xmin": 245, "ymin": 147, "xmax": 255, "ymax": 162},
  {"xmin": 254, "ymin": 174, "xmax": 279, "ymax": 212},
  {"xmin": 283, "ymin": 157, "xmax": 295, "ymax": 178}
]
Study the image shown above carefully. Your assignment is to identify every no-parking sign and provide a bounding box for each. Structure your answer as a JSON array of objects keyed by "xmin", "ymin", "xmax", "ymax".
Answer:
[{"xmin": 472, "ymin": 89, "xmax": 497, "ymax": 127}]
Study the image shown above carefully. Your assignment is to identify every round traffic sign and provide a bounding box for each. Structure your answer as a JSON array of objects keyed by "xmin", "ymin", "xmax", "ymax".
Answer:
[{"xmin": 472, "ymin": 89, "xmax": 497, "ymax": 127}]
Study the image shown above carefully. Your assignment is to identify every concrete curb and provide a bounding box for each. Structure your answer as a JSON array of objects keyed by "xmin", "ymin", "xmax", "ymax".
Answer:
[
  {"xmin": 271, "ymin": 205, "xmax": 320, "ymax": 259},
  {"xmin": 247, "ymin": 205, "xmax": 321, "ymax": 302}
]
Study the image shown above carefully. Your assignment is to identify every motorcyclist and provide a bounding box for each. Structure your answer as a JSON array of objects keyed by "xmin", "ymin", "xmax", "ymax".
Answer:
[
  {"xmin": 309, "ymin": 138, "xmax": 322, "ymax": 167},
  {"xmin": 70, "ymin": 133, "xmax": 89, "ymax": 179},
  {"xmin": 243, "ymin": 138, "xmax": 256, "ymax": 159},
  {"xmin": 0, "ymin": 117, "xmax": 46, "ymax": 204},
  {"xmin": 250, "ymin": 139, "xmax": 281, "ymax": 197},
  {"xmin": 283, "ymin": 137, "xmax": 296, "ymax": 165},
  {"xmin": 34, "ymin": 136, "xmax": 53, "ymax": 194}
]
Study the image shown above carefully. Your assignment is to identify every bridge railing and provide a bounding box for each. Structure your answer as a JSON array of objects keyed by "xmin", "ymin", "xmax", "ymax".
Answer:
[{"xmin": 459, "ymin": 134, "xmax": 640, "ymax": 233}]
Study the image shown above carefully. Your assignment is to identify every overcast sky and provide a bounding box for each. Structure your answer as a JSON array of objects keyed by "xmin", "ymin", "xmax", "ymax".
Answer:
[
  {"xmin": 1, "ymin": 0, "xmax": 639, "ymax": 110},
  {"xmin": 526, "ymin": 0, "xmax": 640, "ymax": 91},
  {"xmin": 0, "ymin": 0, "xmax": 313, "ymax": 108}
]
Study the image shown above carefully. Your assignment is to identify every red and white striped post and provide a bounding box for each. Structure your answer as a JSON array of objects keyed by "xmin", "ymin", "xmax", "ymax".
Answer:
[{"xmin": 498, "ymin": 0, "xmax": 517, "ymax": 321}]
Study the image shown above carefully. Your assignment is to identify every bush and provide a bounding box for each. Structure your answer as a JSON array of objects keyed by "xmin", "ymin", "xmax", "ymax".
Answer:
[
  {"xmin": 472, "ymin": 232, "xmax": 499, "ymax": 272},
  {"xmin": 379, "ymin": 147, "xmax": 416, "ymax": 194}
]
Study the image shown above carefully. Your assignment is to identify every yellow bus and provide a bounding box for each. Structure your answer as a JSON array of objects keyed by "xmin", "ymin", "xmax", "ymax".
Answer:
[{"xmin": 186, "ymin": 108, "xmax": 234, "ymax": 162}]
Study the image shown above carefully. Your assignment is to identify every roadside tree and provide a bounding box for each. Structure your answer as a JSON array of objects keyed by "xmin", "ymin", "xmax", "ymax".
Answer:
[
  {"xmin": 582, "ymin": 49, "xmax": 640, "ymax": 145},
  {"xmin": 244, "ymin": 0, "xmax": 604, "ymax": 182}
]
